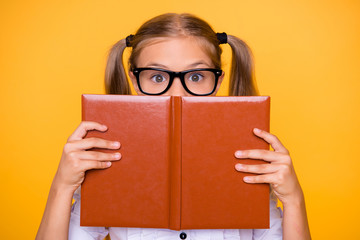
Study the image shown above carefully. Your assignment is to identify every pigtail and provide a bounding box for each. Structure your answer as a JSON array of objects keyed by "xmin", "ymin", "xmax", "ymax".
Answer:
[
  {"xmin": 105, "ymin": 39, "xmax": 131, "ymax": 94},
  {"xmin": 227, "ymin": 35, "xmax": 258, "ymax": 96}
]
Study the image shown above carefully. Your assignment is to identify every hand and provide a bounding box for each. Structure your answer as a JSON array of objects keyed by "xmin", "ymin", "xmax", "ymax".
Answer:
[
  {"xmin": 234, "ymin": 128, "xmax": 303, "ymax": 205},
  {"xmin": 53, "ymin": 121, "xmax": 121, "ymax": 193}
]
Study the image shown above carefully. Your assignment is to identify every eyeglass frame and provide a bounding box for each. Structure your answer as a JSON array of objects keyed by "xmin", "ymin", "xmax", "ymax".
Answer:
[{"xmin": 131, "ymin": 68, "xmax": 223, "ymax": 96}]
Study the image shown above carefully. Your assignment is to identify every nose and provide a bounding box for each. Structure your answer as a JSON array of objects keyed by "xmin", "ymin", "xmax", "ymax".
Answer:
[{"xmin": 164, "ymin": 77, "xmax": 189, "ymax": 96}]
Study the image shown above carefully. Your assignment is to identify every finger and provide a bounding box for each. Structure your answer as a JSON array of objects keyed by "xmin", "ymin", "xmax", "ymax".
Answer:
[
  {"xmin": 253, "ymin": 128, "xmax": 289, "ymax": 154},
  {"xmin": 234, "ymin": 149, "xmax": 289, "ymax": 163},
  {"xmin": 235, "ymin": 163, "xmax": 280, "ymax": 174},
  {"xmin": 68, "ymin": 121, "xmax": 108, "ymax": 141},
  {"xmin": 70, "ymin": 137, "xmax": 120, "ymax": 151},
  {"xmin": 72, "ymin": 151, "xmax": 121, "ymax": 161},
  {"xmin": 242, "ymin": 173, "xmax": 278, "ymax": 184},
  {"xmin": 80, "ymin": 160, "xmax": 114, "ymax": 171}
]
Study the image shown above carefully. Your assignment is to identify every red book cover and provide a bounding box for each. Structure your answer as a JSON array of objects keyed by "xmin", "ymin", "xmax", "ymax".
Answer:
[{"xmin": 80, "ymin": 95, "xmax": 270, "ymax": 230}]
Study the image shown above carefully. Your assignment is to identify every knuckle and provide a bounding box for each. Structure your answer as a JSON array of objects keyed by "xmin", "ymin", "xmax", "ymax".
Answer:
[
  {"xmin": 270, "ymin": 134, "xmax": 279, "ymax": 142},
  {"xmin": 241, "ymin": 150, "xmax": 249, "ymax": 157},
  {"xmin": 91, "ymin": 161, "xmax": 100, "ymax": 169},
  {"xmin": 87, "ymin": 137, "xmax": 98, "ymax": 146},
  {"xmin": 93, "ymin": 151, "xmax": 103, "ymax": 159},
  {"xmin": 69, "ymin": 159, "xmax": 81, "ymax": 170},
  {"xmin": 90, "ymin": 151, "xmax": 99, "ymax": 158},
  {"xmin": 63, "ymin": 143, "xmax": 72, "ymax": 153},
  {"xmin": 248, "ymin": 164, "xmax": 257, "ymax": 172},
  {"xmin": 253, "ymin": 175, "xmax": 262, "ymax": 183},
  {"xmin": 107, "ymin": 140, "xmax": 114, "ymax": 148},
  {"xmin": 260, "ymin": 149, "xmax": 269, "ymax": 156},
  {"xmin": 99, "ymin": 161, "xmax": 109, "ymax": 169},
  {"xmin": 276, "ymin": 172, "xmax": 285, "ymax": 183},
  {"xmin": 80, "ymin": 121, "xmax": 88, "ymax": 128},
  {"xmin": 67, "ymin": 151, "xmax": 77, "ymax": 159},
  {"xmin": 90, "ymin": 161, "xmax": 103, "ymax": 169},
  {"xmin": 282, "ymin": 155, "xmax": 292, "ymax": 164},
  {"xmin": 283, "ymin": 148, "xmax": 290, "ymax": 155},
  {"xmin": 259, "ymin": 164, "xmax": 268, "ymax": 172},
  {"xmin": 280, "ymin": 164, "xmax": 290, "ymax": 173}
]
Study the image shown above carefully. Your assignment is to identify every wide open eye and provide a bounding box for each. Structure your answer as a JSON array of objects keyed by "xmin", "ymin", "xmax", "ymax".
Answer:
[
  {"xmin": 150, "ymin": 74, "xmax": 167, "ymax": 83},
  {"xmin": 184, "ymin": 70, "xmax": 217, "ymax": 95},
  {"xmin": 137, "ymin": 69, "xmax": 170, "ymax": 94},
  {"xmin": 187, "ymin": 72, "xmax": 204, "ymax": 82}
]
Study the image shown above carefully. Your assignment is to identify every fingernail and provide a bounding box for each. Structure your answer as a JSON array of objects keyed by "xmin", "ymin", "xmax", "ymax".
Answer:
[
  {"xmin": 113, "ymin": 141, "xmax": 120, "ymax": 148},
  {"xmin": 254, "ymin": 128, "xmax": 261, "ymax": 134},
  {"xmin": 102, "ymin": 125, "xmax": 108, "ymax": 129},
  {"xmin": 235, "ymin": 151, "xmax": 243, "ymax": 158},
  {"xmin": 106, "ymin": 162, "xmax": 112, "ymax": 167},
  {"xmin": 243, "ymin": 176, "xmax": 251, "ymax": 182},
  {"xmin": 235, "ymin": 164, "xmax": 243, "ymax": 171},
  {"xmin": 114, "ymin": 153, "xmax": 121, "ymax": 159}
]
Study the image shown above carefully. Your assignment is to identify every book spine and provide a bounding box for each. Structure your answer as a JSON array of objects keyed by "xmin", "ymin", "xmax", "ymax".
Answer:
[
  {"xmin": 81, "ymin": 95, "xmax": 86, "ymax": 121},
  {"xmin": 80, "ymin": 94, "xmax": 87, "ymax": 226},
  {"xmin": 169, "ymin": 96, "xmax": 182, "ymax": 230}
]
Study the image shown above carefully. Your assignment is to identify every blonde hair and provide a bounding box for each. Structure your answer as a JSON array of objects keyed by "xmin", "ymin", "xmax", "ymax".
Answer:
[{"xmin": 105, "ymin": 13, "xmax": 257, "ymax": 96}]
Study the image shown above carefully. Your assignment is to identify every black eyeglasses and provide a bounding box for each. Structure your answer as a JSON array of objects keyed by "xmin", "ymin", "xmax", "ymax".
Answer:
[{"xmin": 132, "ymin": 68, "xmax": 223, "ymax": 96}]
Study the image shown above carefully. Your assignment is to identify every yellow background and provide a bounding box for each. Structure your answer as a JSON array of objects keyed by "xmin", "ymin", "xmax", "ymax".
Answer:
[{"xmin": 1, "ymin": 0, "xmax": 359, "ymax": 239}]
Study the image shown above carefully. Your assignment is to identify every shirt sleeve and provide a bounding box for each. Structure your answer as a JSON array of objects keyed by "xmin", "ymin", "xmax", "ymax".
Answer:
[
  {"xmin": 252, "ymin": 190, "xmax": 283, "ymax": 240},
  {"xmin": 68, "ymin": 187, "xmax": 109, "ymax": 240}
]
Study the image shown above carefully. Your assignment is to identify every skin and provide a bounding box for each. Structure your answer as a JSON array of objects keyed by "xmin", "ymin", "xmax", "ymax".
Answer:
[{"xmin": 36, "ymin": 36, "xmax": 311, "ymax": 240}]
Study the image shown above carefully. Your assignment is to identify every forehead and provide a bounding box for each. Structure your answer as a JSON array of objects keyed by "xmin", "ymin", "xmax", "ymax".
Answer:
[{"xmin": 135, "ymin": 37, "xmax": 213, "ymax": 71}]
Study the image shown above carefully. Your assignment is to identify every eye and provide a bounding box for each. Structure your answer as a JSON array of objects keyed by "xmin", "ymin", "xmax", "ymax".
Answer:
[
  {"xmin": 150, "ymin": 74, "xmax": 167, "ymax": 83},
  {"xmin": 188, "ymin": 73, "xmax": 204, "ymax": 82}
]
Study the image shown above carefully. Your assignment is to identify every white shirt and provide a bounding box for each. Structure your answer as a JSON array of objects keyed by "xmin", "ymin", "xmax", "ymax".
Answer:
[{"xmin": 69, "ymin": 188, "xmax": 283, "ymax": 240}]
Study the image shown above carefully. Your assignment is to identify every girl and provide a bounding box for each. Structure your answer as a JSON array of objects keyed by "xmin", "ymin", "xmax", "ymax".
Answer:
[{"xmin": 36, "ymin": 13, "xmax": 311, "ymax": 240}]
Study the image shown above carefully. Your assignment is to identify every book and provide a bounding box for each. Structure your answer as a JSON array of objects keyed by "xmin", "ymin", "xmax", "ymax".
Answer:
[{"xmin": 80, "ymin": 94, "xmax": 270, "ymax": 230}]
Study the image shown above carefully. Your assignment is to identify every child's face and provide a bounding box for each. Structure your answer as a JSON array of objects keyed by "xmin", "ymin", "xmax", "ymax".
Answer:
[{"xmin": 129, "ymin": 37, "xmax": 224, "ymax": 96}]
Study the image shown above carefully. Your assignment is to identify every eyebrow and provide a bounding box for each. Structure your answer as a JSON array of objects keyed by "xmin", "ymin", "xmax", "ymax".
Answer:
[{"xmin": 146, "ymin": 61, "xmax": 212, "ymax": 69}]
